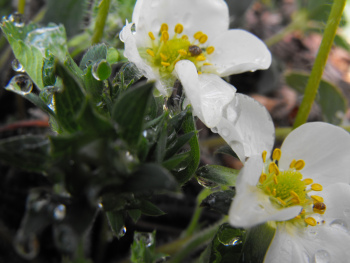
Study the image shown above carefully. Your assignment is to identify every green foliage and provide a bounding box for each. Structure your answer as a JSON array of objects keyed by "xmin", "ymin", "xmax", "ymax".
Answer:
[
  {"xmin": 285, "ymin": 71, "xmax": 347, "ymax": 125},
  {"xmin": 196, "ymin": 165, "xmax": 239, "ymax": 187},
  {"xmin": 200, "ymin": 190, "xmax": 235, "ymax": 215},
  {"xmin": 131, "ymin": 231, "xmax": 167, "ymax": 263}
]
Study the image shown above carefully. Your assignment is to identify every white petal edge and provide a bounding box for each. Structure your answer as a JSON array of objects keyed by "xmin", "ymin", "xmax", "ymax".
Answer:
[
  {"xmin": 132, "ymin": 0, "xmax": 229, "ymax": 46},
  {"xmin": 279, "ymin": 122, "xmax": 350, "ymax": 186},
  {"xmin": 208, "ymin": 29, "xmax": 272, "ymax": 76},
  {"xmin": 175, "ymin": 60, "xmax": 236, "ymax": 128},
  {"xmin": 229, "ymin": 155, "xmax": 302, "ymax": 228},
  {"xmin": 213, "ymin": 94, "xmax": 275, "ymax": 162},
  {"xmin": 120, "ymin": 22, "xmax": 168, "ymax": 96},
  {"xmin": 265, "ymin": 221, "xmax": 350, "ymax": 263}
]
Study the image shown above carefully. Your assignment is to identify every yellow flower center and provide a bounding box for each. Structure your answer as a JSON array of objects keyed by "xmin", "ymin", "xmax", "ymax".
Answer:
[
  {"xmin": 258, "ymin": 149, "xmax": 326, "ymax": 228},
  {"xmin": 140, "ymin": 23, "xmax": 215, "ymax": 83}
]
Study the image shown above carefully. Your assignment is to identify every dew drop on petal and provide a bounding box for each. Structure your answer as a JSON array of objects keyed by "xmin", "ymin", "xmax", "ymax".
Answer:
[
  {"xmin": 53, "ymin": 204, "xmax": 66, "ymax": 221},
  {"xmin": 14, "ymin": 232, "xmax": 39, "ymax": 260},
  {"xmin": 11, "ymin": 59, "xmax": 25, "ymax": 72},
  {"xmin": 6, "ymin": 75, "xmax": 33, "ymax": 95},
  {"xmin": 343, "ymin": 208, "xmax": 350, "ymax": 218},
  {"xmin": 330, "ymin": 219, "xmax": 348, "ymax": 232},
  {"xmin": 221, "ymin": 128, "xmax": 229, "ymax": 137},
  {"xmin": 314, "ymin": 250, "xmax": 331, "ymax": 263},
  {"xmin": 211, "ymin": 127, "xmax": 218, "ymax": 133},
  {"xmin": 134, "ymin": 232, "xmax": 154, "ymax": 247},
  {"xmin": 8, "ymin": 12, "xmax": 25, "ymax": 27}
]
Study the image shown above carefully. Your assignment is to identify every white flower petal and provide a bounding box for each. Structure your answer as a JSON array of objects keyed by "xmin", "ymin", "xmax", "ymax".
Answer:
[
  {"xmin": 229, "ymin": 156, "xmax": 301, "ymax": 228},
  {"xmin": 132, "ymin": 0, "xmax": 229, "ymax": 46},
  {"xmin": 213, "ymin": 94, "xmax": 275, "ymax": 161},
  {"xmin": 322, "ymin": 183, "xmax": 350, "ymax": 227},
  {"xmin": 208, "ymin": 29, "xmax": 272, "ymax": 76},
  {"xmin": 279, "ymin": 122, "xmax": 350, "ymax": 186},
  {"xmin": 265, "ymin": 223, "xmax": 350, "ymax": 263},
  {"xmin": 175, "ymin": 60, "xmax": 236, "ymax": 128}
]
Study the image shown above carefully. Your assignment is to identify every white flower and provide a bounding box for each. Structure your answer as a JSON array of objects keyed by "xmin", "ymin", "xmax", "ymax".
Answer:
[
  {"xmin": 120, "ymin": 0, "xmax": 271, "ymax": 129},
  {"xmin": 228, "ymin": 122, "xmax": 350, "ymax": 262}
]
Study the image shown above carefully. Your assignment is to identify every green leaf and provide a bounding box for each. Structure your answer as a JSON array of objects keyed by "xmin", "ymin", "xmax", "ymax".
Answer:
[
  {"xmin": 155, "ymin": 122, "xmax": 168, "ymax": 163},
  {"xmin": 124, "ymin": 163, "xmax": 178, "ymax": 193},
  {"xmin": 196, "ymin": 165, "xmax": 239, "ymax": 186},
  {"xmin": 0, "ymin": 135, "xmax": 50, "ymax": 172},
  {"xmin": 79, "ymin": 44, "xmax": 108, "ymax": 70},
  {"xmin": 1, "ymin": 21, "xmax": 44, "ymax": 89},
  {"xmin": 128, "ymin": 209, "xmax": 142, "ymax": 223},
  {"xmin": 106, "ymin": 210, "xmax": 126, "ymax": 238},
  {"xmin": 42, "ymin": 0, "xmax": 89, "ymax": 37},
  {"xmin": 138, "ymin": 200, "xmax": 165, "ymax": 216},
  {"xmin": 285, "ymin": 71, "xmax": 347, "ymax": 125},
  {"xmin": 200, "ymin": 190, "xmax": 235, "ymax": 215},
  {"xmin": 172, "ymin": 109, "xmax": 200, "ymax": 185},
  {"xmin": 165, "ymin": 131, "xmax": 195, "ymax": 160},
  {"xmin": 54, "ymin": 63, "xmax": 86, "ymax": 133},
  {"xmin": 107, "ymin": 47, "xmax": 120, "ymax": 64},
  {"xmin": 162, "ymin": 152, "xmax": 191, "ymax": 170},
  {"xmin": 112, "ymin": 81, "xmax": 154, "ymax": 146},
  {"xmin": 215, "ymin": 145, "xmax": 239, "ymax": 159},
  {"xmin": 334, "ymin": 34, "xmax": 350, "ymax": 52}
]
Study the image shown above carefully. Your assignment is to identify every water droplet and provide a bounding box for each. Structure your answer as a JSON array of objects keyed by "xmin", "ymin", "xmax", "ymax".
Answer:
[
  {"xmin": 119, "ymin": 226, "xmax": 127, "ymax": 238},
  {"xmin": 306, "ymin": 227, "xmax": 318, "ymax": 237},
  {"xmin": 39, "ymin": 86, "xmax": 56, "ymax": 110},
  {"xmin": 142, "ymin": 130, "xmax": 148, "ymax": 137},
  {"xmin": 6, "ymin": 74, "xmax": 33, "ymax": 95},
  {"xmin": 314, "ymin": 250, "xmax": 331, "ymax": 263},
  {"xmin": 344, "ymin": 208, "xmax": 350, "ymax": 218},
  {"xmin": 211, "ymin": 127, "xmax": 218, "ymax": 133},
  {"xmin": 217, "ymin": 223, "xmax": 244, "ymax": 247},
  {"xmin": 330, "ymin": 219, "xmax": 348, "ymax": 232},
  {"xmin": 14, "ymin": 232, "xmax": 39, "ymax": 260},
  {"xmin": 8, "ymin": 12, "xmax": 25, "ymax": 27},
  {"xmin": 53, "ymin": 204, "xmax": 66, "ymax": 221},
  {"xmin": 98, "ymin": 203, "xmax": 103, "ymax": 209},
  {"xmin": 11, "ymin": 59, "xmax": 25, "ymax": 72},
  {"xmin": 92, "ymin": 59, "xmax": 112, "ymax": 81},
  {"xmin": 250, "ymin": 70, "xmax": 256, "ymax": 73},
  {"xmin": 197, "ymin": 177, "xmax": 218, "ymax": 189},
  {"xmin": 134, "ymin": 232, "xmax": 154, "ymax": 247},
  {"xmin": 221, "ymin": 128, "xmax": 229, "ymax": 137}
]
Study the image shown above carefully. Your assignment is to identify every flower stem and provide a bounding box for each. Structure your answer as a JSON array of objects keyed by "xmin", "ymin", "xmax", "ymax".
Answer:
[
  {"xmin": 18, "ymin": 0, "xmax": 26, "ymax": 14},
  {"xmin": 91, "ymin": 0, "xmax": 111, "ymax": 45},
  {"xmin": 293, "ymin": 0, "xmax": 347, "ymax": 129}
]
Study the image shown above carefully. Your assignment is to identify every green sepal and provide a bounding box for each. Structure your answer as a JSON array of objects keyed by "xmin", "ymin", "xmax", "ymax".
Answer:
[{"xmin": 196, "ymin": 165, "xmax": 239, "ymax": 186}]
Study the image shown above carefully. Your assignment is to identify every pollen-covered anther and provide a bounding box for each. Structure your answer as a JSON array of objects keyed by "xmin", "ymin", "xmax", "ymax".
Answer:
[
  {"xmin": 199, "ymin": 34, "xmax": 208, "ymax": 44},
  {"xmin": 160, "ymin": 23, "xmax": 168, "ymax": 32},
  {"xmin": 147, "ymin": 49, "xmax": 155, "ymax": 57},
  {"xmin": 311, "ymin": 195, "xmax": 324, "ymax": 203},
  {"xmin": 206, "ymin": 46, "xmax": 215, "ymax": 55},
  {"xmin": 305, "ymin": 217, "xmax": 317, "ymax": 226},
  {"xmin": 161, "ymin": 31, "xmax": 169, "ymax": 42},
  {"xmin": 294, "ymin": 159, "xmax": 305, "ymax": 170},
  {"xmin": 181, "ymin": 35, "xmax": 188, "ymax": 40},
  {"xmin": 262, "ymin": 150, "xmax": 267, "ymax": 163},
  {"xmin": 160, "ymin": 53, "xmax": 168, "ymax": 61},
  {"xmin": 178, "ymin": 49, "xmax": 187, "ymax": 56},
  {"xmin": 259, "ymin": 173, "xmax": 267, "ymax": 183},
  {"xmin": 269, "ymin": 162, "xmax": 280, "ymax": 175},
  {"xmin": 277, "ymin": 197, "xmax": 286, "ymax": 206},
  {"xmin": 311, "ymin": 183, "xmax": 323, "ymax": 191},
  {"xmin": 272, "ymin": 188, "xmax": 276, "ymax": 196},
  {"xmin": 194, "ymin": 31, "xmax": 203, "ymax": 39},
  {"xmin": 272, "ymin": 148, "xmax": 281, "ymax": 161},
  {"xmin": 203, "ymin": 62, "xmax": 212, "ymax": 66},
  {"xmin": 273, "ymin": 174, "xmax": 278, "ymax": 184},
  {"xmin": 148, "ymin": 32, "xmax": 156, "ymax": 40},
  {"xmin": 196, "ymin": 55, "xmax": 206, "ymax": 61},
  {"xmin": 174, "ymin": 23, "xmax": 184, "ymax": 34},
  {"xmin": 289, "ymin": 159, "xmax": 296, "ymax": 169},
  {"xmin": 161, "ymin": 62, "xmax": 170, "ymax": 67},
  {"xmin": 313, "ymin": 202, "xmax": 326, "ymax": 214},
  {"xmin": 188, "ymin": 45, "xmax": 202, "ymax": 56},
  {"xmin": 290, "ymin": 190, "xmax": 300, "ymax": 204},
  {"xmin": 303, "ymin": 178, "xmax": 313, "ymax": 185}
]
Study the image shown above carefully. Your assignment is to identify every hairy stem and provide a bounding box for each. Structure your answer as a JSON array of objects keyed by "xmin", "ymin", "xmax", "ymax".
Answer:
[{"xmin": 91, "ymin": 0, "xmax": 111, "ymax": 45}]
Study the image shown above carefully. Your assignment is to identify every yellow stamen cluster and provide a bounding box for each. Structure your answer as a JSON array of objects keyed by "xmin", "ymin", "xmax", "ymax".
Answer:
[
  {"xmin": 141, "ymin": 22, "xmax": 215, "ymax": 76},
  {"xmin": 258, "ymin": 148, "xmax": 326, "ymax": 228}
]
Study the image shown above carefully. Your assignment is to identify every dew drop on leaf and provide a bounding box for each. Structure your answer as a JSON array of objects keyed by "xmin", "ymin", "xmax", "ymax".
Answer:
[
  {"xmin": 39, "ymin": 86, "xmax": 56, "ymax": 110},
  {"xmin": 11, "ymin": 59, "xmax": 25, "ymax": 72},
  {"xmin": 53, "ymin": 204, "xmax": 66, "ymax": 221},
  {"xmin": 197, "ymin": 177, "xmax": 218, "ymax": 189},
  {"xmin": 119, "ymin": 226, "xmax": 127, "ymax": 238},
  {"xmin": 8, "ymin": 12, "xmax": 25, "ymax": 27},
  {"xmin": 6, "ymin": 75, "xmax": 33, "ymax": 95},
  {"xmin": 134, "ymin": 232, "xmax": 154, "ymax": 247}
]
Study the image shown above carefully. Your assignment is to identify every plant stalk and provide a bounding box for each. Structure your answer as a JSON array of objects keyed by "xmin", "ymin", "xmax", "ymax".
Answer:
[{"xmin": 91, "ymin": 0, "xmax": 111, "ymax": 45}]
